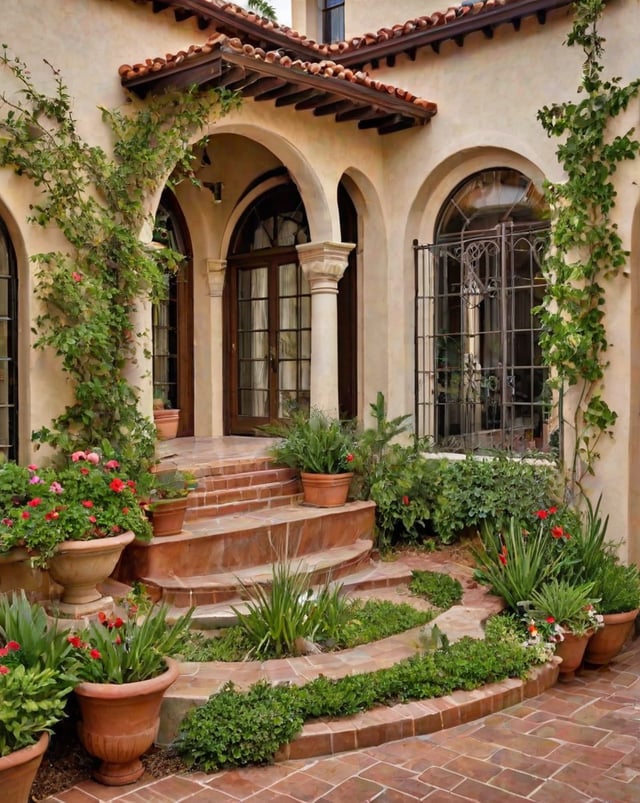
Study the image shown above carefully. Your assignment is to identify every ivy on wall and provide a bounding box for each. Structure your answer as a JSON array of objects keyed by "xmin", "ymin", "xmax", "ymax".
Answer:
[
  {"xmin": 0, "ymin": 47, "xmax": 239, "ymax": 468},
  {"xmin": 537, "ymin": 0, "xmax": 640, "ymax": 496}
]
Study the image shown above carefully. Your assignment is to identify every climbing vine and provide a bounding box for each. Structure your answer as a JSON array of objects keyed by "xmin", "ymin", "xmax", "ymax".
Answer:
[
  {"xmin": 0, "ymin": 47, "xmax": 239, "ymax": 469},
  {"xmin": 537, "ymin": 0, "xmax": 640, "ymax": 496}
]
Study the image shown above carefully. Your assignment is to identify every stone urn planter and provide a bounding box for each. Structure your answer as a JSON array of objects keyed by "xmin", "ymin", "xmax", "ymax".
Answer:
[
  {"xmin": 48, "ymin": 530, "xmax": 135, "ymax": 610},
  {"xmin": 74, "ymin": 657, "xmax": 179, "ymax": 786},
  {"xmin": 555, "ymin": 630, "xmax": 594, "ymax": 681},
  {"xmin": 300, "ymin": 472, "xmax": 353, "ymax": 507},
  {"xmin": 584, "ymin": 609, "xmax": 639, "ymax": 666},
  {"xmin": 0, "ymin": 732, "xmax": 49, "ymax": 803}
]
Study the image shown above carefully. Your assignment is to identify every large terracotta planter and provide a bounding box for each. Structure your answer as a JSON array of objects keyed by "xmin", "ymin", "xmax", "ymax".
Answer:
[
  {"xmin": 555, "ymin": 629, "xmax": 593, "ymax": 682},
  {"xmin": 584, "ymin": 609, "xmax": 639, "ymax": 666},
  {"xmin": 0, "ymin": 732, "xmax": 49, "ymax": 803},
  {"xmin": 75, "ymin": 657, "xmax": 179, "ymax": 786},
  {"xmin": 153, "ymin": 409, "xmax": 180, "ymax": 440},
  {"xmin": 48, "ymin": 530, "xmax": 135, "ymax": 606},
  {"xmin": 150, "ymin": 497, "xmax": 188, "ymax": 537},
  {"xmin": 300, "ymin": 472, "xmax": 353, "ymax": 507}
]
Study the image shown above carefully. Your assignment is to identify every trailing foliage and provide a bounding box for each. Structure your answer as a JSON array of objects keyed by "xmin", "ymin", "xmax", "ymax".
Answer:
[
  {"xmin": 176, "ymin": 617, "xmax": 541, "ymax": 772},
  {"xmin": 537, "ymin": 0, "xmax": 640, "ymax": 492},
  {"xmin": 0, "ymin": 48, "xmax": 238, "ymax": 464}
]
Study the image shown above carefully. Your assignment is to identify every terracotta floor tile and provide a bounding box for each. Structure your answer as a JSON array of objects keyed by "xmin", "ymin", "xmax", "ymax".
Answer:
[
  {"xmin": 488, "ymin": 746, "xmax": 564, "ymax": 779},
  {"xmin": 528, "ymin": 779, "xmax": 593, "ymax": 803},
  {"xmin": 313, "ymin": 775, "xmax": 382, "ymax": 801},
  {"xmin": 491, "ymin": 767, "xmax": 544, "ymax": 796},
  {"xmin": 360, "ymin": 762, "xmax": 430, "ymax": 797},
  {"xmin": 530, "ymin": 719, "xmax": 611, "ymax": 747},
  {"xmin": 443, "ymin": 755, "xmax": 501, "ymax": 783},
  {"xmin": 453, "ymin": 778, "xmax": 530, "ymax": 801},
  {"xmin": 417, "ymin": 765, "xmax": 465, "ymax": 790}
]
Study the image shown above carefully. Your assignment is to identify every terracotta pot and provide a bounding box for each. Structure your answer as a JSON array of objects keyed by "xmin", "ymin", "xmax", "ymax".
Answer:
[
  {"xmin": 75, "ymin": 657, "xmax": 179, "ymax": 786},
  {"xmin": 0, "ymin": 732, "xmax": 49, "ymax": 803},
  {"xmin": 300, "ymin": 472, "xmax": 353, "ymax": 507},
  {"xmin": 153, "ymin": 409, "xmax": 180, "ymax": 440},
  {"xmin": 48, "ymin": 531, "xmax": 135, "ymax": 606},
  {"xmin": 584, "ymin": 608, "xmax": 639, "ymax": 666},
  {"xmin": 555, "ymin": 629, "xmax": 593, "ymax": 682},
  {"xmin": 150, "ymin": 497, "xmax": 189, "ymax": 537}
]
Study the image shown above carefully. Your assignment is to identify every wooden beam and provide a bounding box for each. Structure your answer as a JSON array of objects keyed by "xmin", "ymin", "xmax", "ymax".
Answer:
[
  {"xmin": 335, "ymin": 106, "xmax": 382, "ymax": 123},
  {"xmin": 217, "ymin": 65, "xmax": 246, "ymax": 88},
  {"xmin": 275, "ymin": 88, "xmax": 318, "ymax": 107},
  {"xmin": 378, "ymin": 117, "xmax": 418, "ymax": 135},
  {"xmin": 242, "ymin": 76, "xmax": 288, "ymax": 97},
  {"xmin": 313, "ymin": 99, "xmax": 355, "ymax": 117},
  {"xmin": 358, "ymin": 114, "xmax": 397, "ymax": 131},
  {"xmin": 255, "ymin": 82, "xmax": 302, "ymax": 102},
  {"xmin": 295, "ymin": 92, "xmax": 331, "ymax": 111}
]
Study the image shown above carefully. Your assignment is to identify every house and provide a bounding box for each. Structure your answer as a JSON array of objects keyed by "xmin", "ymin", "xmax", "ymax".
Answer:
[{"xmin": 1, "ymin": 0, "xmax": 638, "ymax": 560}]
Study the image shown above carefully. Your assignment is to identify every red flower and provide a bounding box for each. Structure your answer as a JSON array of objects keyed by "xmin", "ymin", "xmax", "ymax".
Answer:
[
  {"xmin": 402, "ymin": 495, "xmax": 410, "ymax": 505},
  {"xmin": 122, "ymin": 507, "xmax": 129, "ymax": 515},
  {"xmin": 81, "ymin": 500, "xmax": 94, "ymax": 508},
  {"xmin": 115, "ymin": 635, "xmax": 122, "ymax": 645},
  {"xmin": 21, "ymin": 511, "xmax": 30, "ymax": 520},
  {"xmin": 98, "ymin": 612, "xmax": 107, "ymax": 624},
  {"xmin": 1, "ymin": 518, "xmax": 12, "ymax": 527},
  {"xmin": 535, "ymin": 509, "xmax": 548, "ymax": 519},
  {"xmin": 6, "ymin": 641, "xmax": 19, "ymax": 651},
  {"xmin": 498, "ymin": 545, "xmax": 508, "ymax": 566},
  {"xmin": 27, "ymin": 498, "xmax": 42, "ymax": 507},
  {"xmin": 88, "ymin": 515, "xmax": 97, "ymax": 524},
  {"xmin": 546, "ymin": 616, "xmax": 555, "ymax": 624},
  {"xmin": 113, "ymin": 617, "xmax": 124, "ymax": 628},
  {"xmin": 109, "ymin": 478, "xmax": 125, "ymax": 493},
  {"xmin": 89, "ymin": 649, "xmax": 101, "ymax": 660},
  {"xmin": 0, "ymin": 666, "xmax": 8, "ymax": 675},
  {"xmin": 346, "ymin": 453, "xmax": 354, "ymax": 463},
  {"xmin": 548, "ymin": 506, "xmax": 558, "ymax": 514},
  {"xmin": 67, "ymin": 635, "xmax": 82, "ymax": 648},
  {"xmin": 80, "ymin": 467, "xmax": 90, "ymax": 475},
  {"xmin": 45, "ymin": 511, "xmax": 59, "ymax": 521},
  {"xmin": 71, "ymin": 271, "xmax": 82, "ymax": 282},
  {"xmin": 551, "ymin": 526, "xmax": 564, "ymax": 539},
  {"xmin": 126, "ymin": 480, "xmax": 136, "ymax": 490}
]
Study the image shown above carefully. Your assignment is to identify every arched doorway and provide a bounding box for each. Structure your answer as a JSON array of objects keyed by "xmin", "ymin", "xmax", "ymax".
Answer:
[
  {"xmin": 415, "ymin": 167, "xmax": 549, "ymax": 451},
  {"xmin": 152, "ymin": 191, "xmax": 194, "ymax": 436},
  {"xmin": 224, "ymin": 181, "xmax": 357, "ymax": 433},
  {"xmin": 0, "ymin": 217, "xmax": 18, "ymax": 459}
]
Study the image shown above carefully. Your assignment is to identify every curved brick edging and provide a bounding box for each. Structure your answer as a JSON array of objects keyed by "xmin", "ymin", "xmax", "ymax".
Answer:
[{"xmin": 275, "ymin": 658, "xmax": 561, "ymax": 762}]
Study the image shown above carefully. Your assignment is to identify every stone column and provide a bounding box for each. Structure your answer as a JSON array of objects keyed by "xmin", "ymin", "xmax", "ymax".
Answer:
[
  {"xmin": 206, "ymin": 258, "xmax": 227, "ymax": 436},
  {"xmin": 297, "ymin": 241, "xmax": 355, "ymax": 417}
]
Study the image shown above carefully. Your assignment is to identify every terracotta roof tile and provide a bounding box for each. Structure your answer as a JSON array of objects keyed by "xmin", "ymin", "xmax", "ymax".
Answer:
[{"xmin": 119, "ymin": 32, "xmax": 437, "ymax": 115}]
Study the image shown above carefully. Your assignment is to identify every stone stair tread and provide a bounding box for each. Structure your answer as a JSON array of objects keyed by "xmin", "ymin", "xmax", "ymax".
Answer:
[
  {"xmin": 141, "ymin": 540, "xmax": 373, "ymax": 592},
  {"xmin": 181, "ymin": 499, "xmax": 375, "ymax": 536}
]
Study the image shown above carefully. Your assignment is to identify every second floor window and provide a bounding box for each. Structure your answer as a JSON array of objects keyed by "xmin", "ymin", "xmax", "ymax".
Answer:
[{"xmin": 322, "ymin": 0, "xmax": 344, "ymax": 43}]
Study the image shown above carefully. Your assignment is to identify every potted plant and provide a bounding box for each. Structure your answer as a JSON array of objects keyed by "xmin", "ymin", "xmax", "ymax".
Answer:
[
  {"xmin": 71, "ymin": 601, "xmax": 192, "ymax": 786},
  {"xmin": 528, "ymin": 579, "xmax": 602, "ymax": 681},
  {"xmin": 584, "ymin": 559, "xmax": 640, "ymax": 665},
  {"xmin": 148, "ymin": 468, "xmax": 197, "ymax": 537},
  {"xmin": 0, "ymin": 451, "xmax": 152, "ymax": 609},
  {"xmin": 268, "ymin": 409, "xmax": 355, "ymax": 507},
  {"xmin": 0, "ymin": 592, "xmax": 77, "ymax": 802},
  {"xmin": 153, "ymin": 394, "xmax": 180, "ymax": 441}
]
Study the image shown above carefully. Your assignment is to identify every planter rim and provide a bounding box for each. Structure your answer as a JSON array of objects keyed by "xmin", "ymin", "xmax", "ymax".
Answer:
[
  {"xmin": 54, "ymin": 530, "xmax": 135, "ymax": 556},
  {"xmin": 74, "ymin": 656, "xmax": 179, "ymax": 698},
  {"xmin": 300, "ymin": 471, "xmax": 354, "ymax": 479},
  {"xmin": 600, "ymin": 607, "xmax": 640, "ymax": 621},
  {"xmin": 0, "ymin": 732, "xmax": 49, "ymax": 769}
]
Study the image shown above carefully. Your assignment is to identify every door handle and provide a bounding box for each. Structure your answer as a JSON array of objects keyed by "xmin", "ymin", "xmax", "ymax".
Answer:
[{"xmin": 269, "ymin": 346, "xmax": 278, "ymax": 374}]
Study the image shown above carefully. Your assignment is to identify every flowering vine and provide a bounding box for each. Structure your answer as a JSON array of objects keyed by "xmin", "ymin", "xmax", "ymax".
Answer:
[{"xmin": 537, "ymin": 0, "xmax": 640, "ymax": 496}]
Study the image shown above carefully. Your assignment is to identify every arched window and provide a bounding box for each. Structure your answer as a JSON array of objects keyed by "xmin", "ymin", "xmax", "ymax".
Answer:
[
  {"xmin": 0, "ymin": 218, "xmax": 18, "ymax": 459},
  {"xmin": 415, "ymin": 168, "xmax": 549, "ymax": 452}
]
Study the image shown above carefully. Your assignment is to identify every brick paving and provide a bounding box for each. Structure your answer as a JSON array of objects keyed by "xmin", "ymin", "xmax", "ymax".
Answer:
[{"xmin": 42, "ymin": 636, "xmax": 640, "ymax": 801}]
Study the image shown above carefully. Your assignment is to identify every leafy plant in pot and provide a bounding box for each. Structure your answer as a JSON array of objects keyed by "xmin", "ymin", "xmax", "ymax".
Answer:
[
  {"xmin": 528, "ymin": 579, "xmax": 602, "ymax": 681},
  {"xmin": 148, "ymin": 468, "xmax": 197, "ymax": 537},
  {"xmin": 268, "ymin": 409, "xmax": 355, "ymax": 507},
  {"xmin": 70, "ymin": 601, "xmax": 193, "ymax": 786},
  {"xmin": 0, "ymin": 451, "xmax": 152, "ymax": 609},
  {"xmin": 0, "ymin": 592, "xmax": 78, "ymax": 803}
]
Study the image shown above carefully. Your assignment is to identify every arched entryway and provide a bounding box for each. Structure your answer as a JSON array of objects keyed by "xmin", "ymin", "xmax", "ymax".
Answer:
[{"xmin": 224, "ymin": 181, "xmax": 357, "ymax": 433}]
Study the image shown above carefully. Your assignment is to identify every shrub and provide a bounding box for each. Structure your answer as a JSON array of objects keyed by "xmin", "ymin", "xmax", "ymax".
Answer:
[{"xmin": 408, "ymin": 570, "xmax": 463, "ymax": 609}]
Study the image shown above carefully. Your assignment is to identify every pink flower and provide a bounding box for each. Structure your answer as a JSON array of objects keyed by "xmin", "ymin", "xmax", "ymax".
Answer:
[
  {"xmin": 71, "ymin": 451, "xmax": 87, "ymax": 462},
  {"xmin": 0, "ymin": 666, "xmax": 8, "ymax": 675},
  {"xmin": 88, "ymin": 515, "xmax": 97, "ymax": 524},
  {"xmin": 105, "ymin": 459, "xmax": 120, "ymax": 470},
  {"xmin": 81, "ymin": 500, "xmax": 94, "ymax": 509},
  {"xmin": 86, "ymin": 452, "xmax": 100, "ymax": 465},
  {"xmin": 72, "ymin": 271, "xmax": 82, "ymax": 282},
  {"xmin": 49, "ymin": 481, "xmax": 64, "ymax": 494},
  {"xmin": 27, "ymin": 464, "xmax": 38, "ymax": 471},
  {"xmin": 1, "ymin": 518, "xmax": 12, "ymax": 527},
  {"xmin": 29, "ymin": 475, "xmax": 43, "ymax": 484}
]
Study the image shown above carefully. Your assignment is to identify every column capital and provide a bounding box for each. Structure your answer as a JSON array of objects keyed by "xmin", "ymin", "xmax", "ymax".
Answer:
[
  {"xmin": 297, "ymin": 241, "xmax": 355, "ymax": 293},
  {"xmin": 206, "ymin": 258, "xmax": 227, "ymax": 297}
]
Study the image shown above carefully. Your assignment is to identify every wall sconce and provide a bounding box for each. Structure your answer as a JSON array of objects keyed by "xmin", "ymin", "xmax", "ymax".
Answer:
[{"xmin": 204, "ymin": 181, "xmax": 223, "ymax": 204}]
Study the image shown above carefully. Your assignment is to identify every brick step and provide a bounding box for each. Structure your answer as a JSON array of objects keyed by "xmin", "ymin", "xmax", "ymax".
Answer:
[
  {"xmin": 116, "ymin": 500, "xmax": 376, "ymax": 590},
  {"xmin": 177, "ymin": 560, "xmax": 417, "ymax": 629},
  {"xmin": 197, "ymin": 466, "xmax": 298, "ymax": 493},
  {"xmin": 186, "ymin": 479, "xmax": 302, "ymax": 519},
  {"xmin": 140, "ymin": 539, "xmax": 374, "ymax": 607}
]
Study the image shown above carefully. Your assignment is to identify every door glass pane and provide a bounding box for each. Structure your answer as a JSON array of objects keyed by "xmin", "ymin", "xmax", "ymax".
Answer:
[
  {"xmin": 237, "ymin": 266, "xmax": 269, "ymax": 417},
  {"xmin": 277, "ymin": 262, "xmax": 310, "ymax": 416}
]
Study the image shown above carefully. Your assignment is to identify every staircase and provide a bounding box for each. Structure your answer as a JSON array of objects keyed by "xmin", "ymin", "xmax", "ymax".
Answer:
[{"xmin": 115, "ymin": 437, "xmax": 381, "ymax": 618}]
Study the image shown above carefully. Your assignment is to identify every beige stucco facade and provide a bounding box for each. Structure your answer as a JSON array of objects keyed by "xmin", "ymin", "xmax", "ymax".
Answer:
[{"xmin": 1, "ymin": 0, "xmax": 639, "ymax": 561}]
